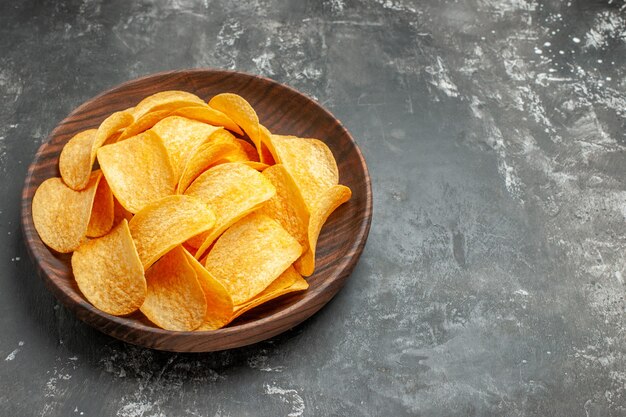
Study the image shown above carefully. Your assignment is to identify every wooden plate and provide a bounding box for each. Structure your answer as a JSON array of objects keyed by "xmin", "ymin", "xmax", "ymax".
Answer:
[{"xmin": 20, "ymin": 69, "xmax": 372, "ymax": 352}]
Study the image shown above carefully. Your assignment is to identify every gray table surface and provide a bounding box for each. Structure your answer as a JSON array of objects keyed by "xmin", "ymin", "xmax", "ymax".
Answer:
[{"xmin": 2, "ymin": 0, "xmax": 626, "ymax": 416}]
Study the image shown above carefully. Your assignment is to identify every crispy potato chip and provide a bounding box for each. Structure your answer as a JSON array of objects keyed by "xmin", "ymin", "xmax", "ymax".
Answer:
[
  {"xmin": 71, "ymin": 219, "xmax": 146, "ymax": 316},
  {"xmin": 129, "ymin": 195, "xmax": 215, "ymax": 269},
  {"xmin": 140, "ymin": 246, "xmax": 206, "ymax": 331},
  {"xmin": 236, "ymin": 139, "xmax": 260, "ymax": 162},
  {"xmin": 231, "ymin": 266, "xmax": 309, "ymax": 321},
  {"xmin": 97, "ymin": 130, "xmax": 176, "ymax": 213},
  {"xmin": 295, "ymin": 185, "xmax": 352, "ymax": 276},
  {"xmin": 86, "ymin": 177, "xmax": 114, "ymax": 238},
  {"xmin": 32, "ymin": 172, "xmax": 102, "ymax": 253},
  {"xmin": 151, "ymin": 116, "xmax": 222, "ymax": 178},
  {"xmin": 117, "ymin": 109, "xmax": 171, "ymax": 141},
  {"xmin": 270, "ymin": 134, "xmax": 339, "ymax": 209},
  {"xmin": 259, "ymin": 164, "xmax": 310, "ymax": 252},
  {"xmin": 176, "ymin": 130, "xmax": 249, "ymax": 194},
  {"xmin": 59, "ymin": 129, "xmax": 97, "ymax": 191},
  {"xmin": 177, "ymin": 141, "xmax": 239, "ymax": 194},
  {"xmin": 208, "ymin": 93, "xmax": 274, "ymax": 163},
  {"xmin": 204, "ymin": 212, "xmax": 303, "ymax": 304},
  {"xmin": 172, "ymin": 105, "xmax": 244, "ymax": 135},
  {"xmin": 182, "ymin": 249, "xmax": 234, "ymax": 330},
  {"xmin": 132, "ymin": 90, "xmax": 206, "ymax": 121},
  {"xmin": 184, "ymin": 163, "xmax": 276, "ymax": 258}
]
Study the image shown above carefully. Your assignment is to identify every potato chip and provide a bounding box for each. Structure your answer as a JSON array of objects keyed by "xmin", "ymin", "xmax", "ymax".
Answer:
[
  {"xmin": 295, "ymin": 185, "xmax": 351, "ymax": 276},
  {"xmin": 177, "ymin": 141, "xmax": 240, "ymax": 194},
  {"xmin": 97, "ymin": 130, "xmax": 176, "ymax": 213},
  {"xmin": 59, "ymin": 129, "xmax": 97, "ymax": 191},
  {"xmin": 208, "ymin": 93, "xmax": 274, "ymax": 163},
  {"xmin": 172, "ymin": 105, "xmax": 243, "ymax": 135},
  {"xmin": 113, "ymin": 197, "xmax": 133, "ymax": 226},
  {"xmin": 259, "ymin": 164, "xmax": 310, "ymax": 252},
  {"xmin": 129, "ymin": 195, "xmax": 215, "ymax": 269},
  {"xmin": 270, "ymin": 134, "xmax": 339, "ymax": 209},
  {"xmin": 59, "ymin": 109, "xmax": 133, "ymax": 191},
  {"xmin": 184, "ymin": 163, "xmax": 276, "ymax": 258},
  {"xmin": 151, "ymin": 116, "xmax": 222, "ymax": 179},
  {"xmin": 236, "ymin": 139, "xmax": 260, "ymax": 162},
  {"xmin": 238, "ymin": 161, "xmax": 269, "ymax": 171},
  {"xmin": 140, "ymin": 246, "xmax": 206, "ymax": 331},
  {"xmin": 132, "ymin": 90, "xmax": 206, "ymax": 121},
  {"xmin": 117, "ymin": 109, "xmax": 171, "ymax": 141},
  {"xmin": 204, "ymin": 212, "xmax": 303, "ymax": 304},
  {"xmin": 71, "ymin": 219, "xmax": 146, "ymax": 316},
  {"xmin": 86, "ymin": 177, "xmax": 114, "ymax": 238},
  {"xmin": 231, "ymin": 266, "xmax": 309, "ymax": 321},
  {"xmin": 182, "ymin": 249, "xmax": 234, "ymax": 330},
  {"xmin": 176, "ymin": 129, "xmax": 249, "ymax": 194},
  {"xmin": 32, "ymin": 172, "xmax": 102, "ymax": 253}
]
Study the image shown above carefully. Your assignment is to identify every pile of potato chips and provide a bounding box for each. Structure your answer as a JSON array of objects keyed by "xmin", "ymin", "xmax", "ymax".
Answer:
[{"xmin": 32, "ymin": 91, "xmax": 351, "ymax": 331}]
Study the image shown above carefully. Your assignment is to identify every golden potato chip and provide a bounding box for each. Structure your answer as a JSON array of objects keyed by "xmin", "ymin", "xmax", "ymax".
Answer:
[
  {"xmin": 172, "ymin": 105, "xmax": 243, "ymax": 135},
  {"xmin": 295, "ymin": 185, "xmax": 351, "ymax": 276},
  {"xmin": 59, "ymin": 129, "xmax": 97, "ymax": 191},
  {"xmin": 129, "ymin": 195, "xmax": 216, "ymax": 269},
  {"xmin": 182, "ymin": 249, "xmax": 234, "ymax": 330},
  {"xmin": 208, "ymin": 93, "xmax": 274, "ymax": 163},
  {"xmin": 86, "ymin": 177, "xmax": 114, "ymax": 238},
  {"xmin": 270, "ymin": 134, "xmax": 339, "ymax": 209},
  {"xmin": 238, "ymin": 161, "xmax": 269, "ymax": 171},
  {"xmin": 184, "ymin": 163, "xmax": 276, "ymax": 258},
  {"xmin": 151, "ymin": 116, "xmax": 222, "ymax": 178},
  {"xmin": 236, "ymin": 139, "xmax": 260, "ymax": 162},
  {"xmin": 71, "ymin": 219, "xmax": 146, "ymax": 316},
  {"xmin": 132, "ymin": 90, "xmax": 206, "ymax": 121},
  {"xmin": 97, "ymin": 130, "xmax": 176, "ymax": 213},
  {"xmin": 177, "ymin": 141, "xmax": 240, "ymax": 194},
  {"xmin": 259, "ymin": 164, "xmax": 310, "ymax": 252},
  {"xmin": 231, "ymin": 266, "xmax": 309, "ymax": 321},
  {"xmin": 32, "ymin": 172, "xmax": 102, "ymax": 253},
  {"xmin": 60, "ymin": 109, "xmax": 133, "ymax": 191},
  {"xmin": 140, "ymin": 246, "xmax": 206, "ymax": 331},
  {"xmin": 204, "ymin": 212, "xmax": 303, "ymax": 304},
  {"xmin": 117, "ymin": 109, "xmax": 171, "ymax": 141}
]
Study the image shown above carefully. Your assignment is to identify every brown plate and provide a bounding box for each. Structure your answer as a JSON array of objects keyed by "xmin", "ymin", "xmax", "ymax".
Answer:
[{"xmin": 20, "ymin": 69, "xmax": 372, "ymax": 352}]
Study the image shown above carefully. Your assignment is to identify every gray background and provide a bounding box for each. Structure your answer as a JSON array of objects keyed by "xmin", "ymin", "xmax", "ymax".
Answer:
[{"xmin": 2, "ymin": 0, "xmax": 626, "ymax": 416}]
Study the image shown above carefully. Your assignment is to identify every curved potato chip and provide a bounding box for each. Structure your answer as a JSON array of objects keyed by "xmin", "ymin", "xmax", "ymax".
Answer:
[
  {"xmin": 231, "ymin": 266, "xmax": 309, "ymax": 321},
  {"xmin": 236, "ymin": 139, "xmax": 260, "ymax": 162},
  {"xmin": 270, "ymin": 134, "xmax": 339, "ymax": 209},
  {"xmin": 91, "ymin": 110, "xmax": 134, "ymax": 160},
  {"xmin": 71, "ymin": 219, "xmax": 146, "ymax": 316},
  {"xmin": 184, "ymin": 163, "xmax": 276, "ymax": 258},
  {"xmin": 140, "ymin": 246, "xmax": 206, "ymax": 331},
  {"xmin": 129, "ymin": 195, "xmax": 216, "ymax": 269},
  {"xmin": 32, "ymin": 172, "xmax": 102, "ymax": 253},
  {"xmin": 177, "ymin": 141, "xmax": 240, "ymax": 194},
  {"xmin": 117, "ymin": 109, "xmax": 171, "ymax": 141},
  {"xmin": 209, "ymin": 93, "xmax": 274, "ymax": 163},
  {"xmin": 176, "ymin": 130, "xmax": 248, "ymax": 194},
  {"xmin": 204, "ymin": 212, "xmax": 303, "ymax": 304},
  {"xmin": 172, "ymin": 105, "xmax": 244, "ymax": 135},
  {"xmin": 132, "ymin": 90, "xmax": 206, "ymax": 121},
  {"xmin": 182, "ymin": 249, "xmax": 233, "ymax": 331},
  {"xmin": 59, "ymin": 129, "xmax": 97, "ymax": 191},
  {"xmin": 97, "ymin": 130, "xmax": 176, "ymax": 213},
  {"xmin": 151, "ymin": 116, "xmax": 222, "ymax": 178},
  {"xmin": 58, "ymin": 110, "xmax": 134, "ymax": 191},
  {"xmin": 259, "ymin": 164, "xmax": 310, "ymax": 252},
  {"xmin": 87, "ymin": 177, "xmax": 114, "ymax": 238},
  {"xmin": 294, "ymin": 185, "xmax": 352, "ymax": 276}
]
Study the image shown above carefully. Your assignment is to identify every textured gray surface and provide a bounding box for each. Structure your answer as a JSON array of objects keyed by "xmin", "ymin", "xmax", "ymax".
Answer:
[{"xmin": 2, "ymin": 0, "xmax": 626, "ymax": 416}]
